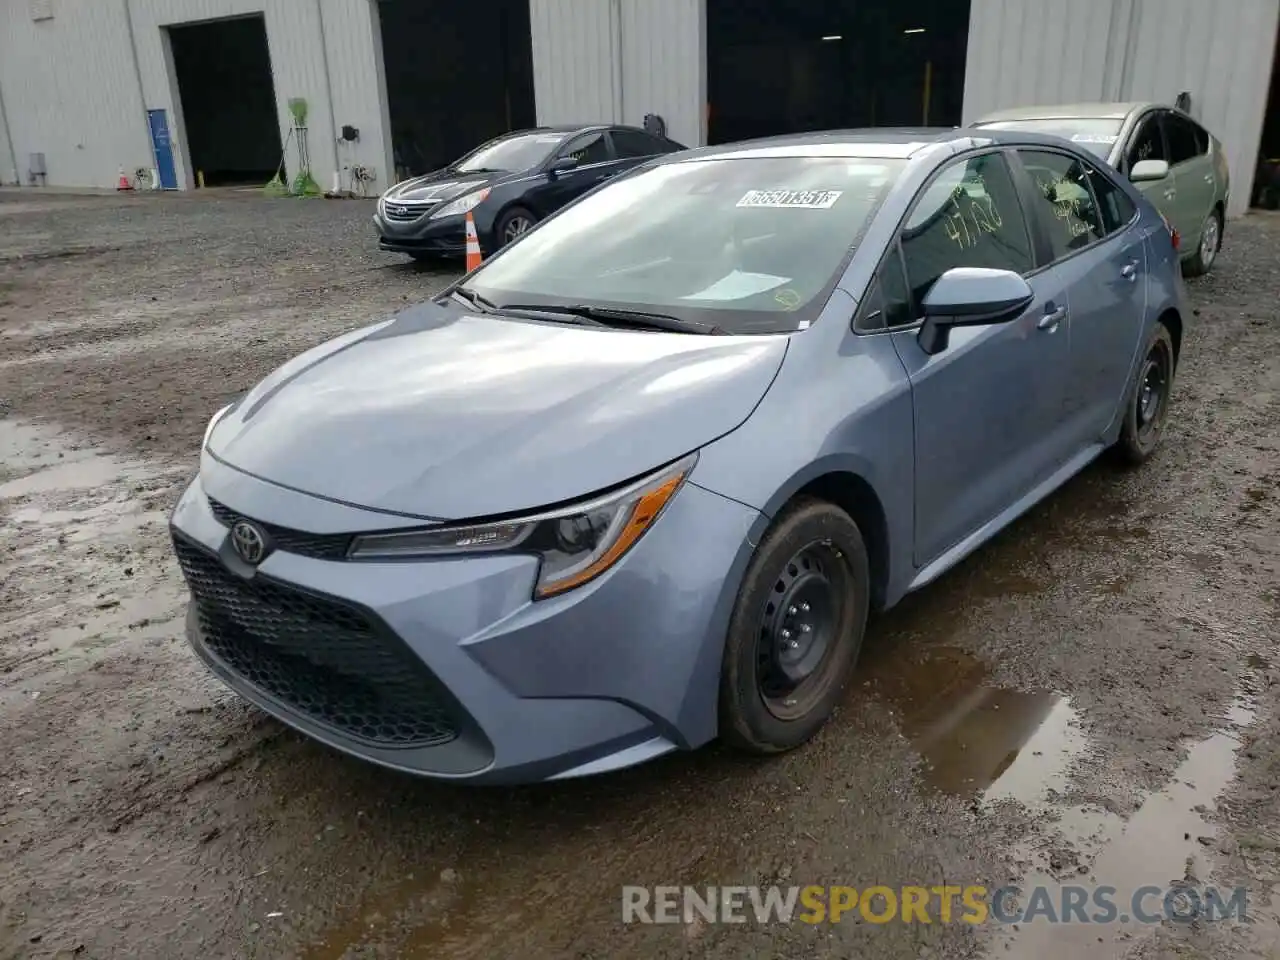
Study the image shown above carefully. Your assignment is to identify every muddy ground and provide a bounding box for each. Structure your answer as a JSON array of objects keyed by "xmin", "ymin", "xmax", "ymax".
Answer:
[{"xmin": 0, "ymin": 189, "xmax": 1277, "ymax": 960}]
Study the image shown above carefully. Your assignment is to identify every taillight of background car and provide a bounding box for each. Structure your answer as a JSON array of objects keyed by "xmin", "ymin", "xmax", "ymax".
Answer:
[{"xmin": 1160, "ymin": 213, "xmax": 1180, "ymax": 251}]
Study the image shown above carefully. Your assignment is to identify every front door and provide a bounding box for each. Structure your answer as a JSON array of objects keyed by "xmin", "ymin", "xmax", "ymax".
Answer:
[
  {"xmin": 529, "ymin": 130, "xmax": 618, "ymax": 215},
  {"xmin": 147, "ymin": 109, "xmax": 178, "ymax": 190},
  {"xmin": 886, "ymin": 150, "xmax": 1073, "ymax": 566},
  {"xmin": 1123, "ymin": 112, "xmax": 1185, "ymax": 237}
]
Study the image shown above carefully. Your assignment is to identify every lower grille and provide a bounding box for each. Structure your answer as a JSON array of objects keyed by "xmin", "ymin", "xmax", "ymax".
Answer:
[{"xmin": 174, "ymin": 536, "xmax": 460, "ymax": 748}]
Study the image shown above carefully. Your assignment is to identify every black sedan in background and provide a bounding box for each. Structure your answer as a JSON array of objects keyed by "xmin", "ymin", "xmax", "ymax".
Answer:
[{"xmin": 374, "ymin": 124, "xmax": 686, "ymax": 261}]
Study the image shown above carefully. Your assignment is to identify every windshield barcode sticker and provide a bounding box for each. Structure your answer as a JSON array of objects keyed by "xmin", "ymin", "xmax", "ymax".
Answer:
[{"xmin": 736, "ymin": 189, "xmax": 843, "ymax": 209}]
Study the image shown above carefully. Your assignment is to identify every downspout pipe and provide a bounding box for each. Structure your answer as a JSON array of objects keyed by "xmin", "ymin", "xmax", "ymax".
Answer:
[
  {"xmin": 316, "ymin": 0, "xmax": 342, "ymax": 184},
  {"xmin": 123, "ymin": 0, "xmax": 151, "ymax": 178},
  {"xmin": 0, "ymin": 75, "xmax": 18, "ymax": 185},
  {"xmin": 610, "ymin": 0, "xmax": 625, "ymax": 123}
]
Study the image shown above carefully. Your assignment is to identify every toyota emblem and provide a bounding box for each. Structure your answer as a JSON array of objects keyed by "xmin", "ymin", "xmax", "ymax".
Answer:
[
  {"xmin": 230, "ymin": 520, "xmax": 268, "ymax": 565},
  {"xmin": 390, "ymin": 204, "xmax": 406, "ymax": 215}
]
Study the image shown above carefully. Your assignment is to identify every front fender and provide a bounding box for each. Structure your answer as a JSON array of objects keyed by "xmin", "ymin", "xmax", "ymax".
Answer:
[{"xmin": 690, "ymin": 296, "xmax": 917, "ymax": 605}]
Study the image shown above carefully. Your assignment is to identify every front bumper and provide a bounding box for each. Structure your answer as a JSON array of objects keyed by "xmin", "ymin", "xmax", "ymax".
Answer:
[
  {"xmin": 373, "ymin": 210, "xmax": 468, "ymax": 257},
  {"xmin": 170, "ymin": 455, "xmax": 762, "ymax": 784}
]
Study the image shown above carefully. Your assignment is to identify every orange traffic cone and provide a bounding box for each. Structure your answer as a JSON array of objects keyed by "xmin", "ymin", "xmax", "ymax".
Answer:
[
  {"xmin": 116, "ymin": 167, "xmax": 133, "ymax": 191},
  {"xmin": 464, "ymin": 212, "xmax": 483, "ymax": 271}
]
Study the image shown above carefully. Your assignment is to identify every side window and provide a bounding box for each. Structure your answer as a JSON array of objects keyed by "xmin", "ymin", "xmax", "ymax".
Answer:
[
  {"xmin": 855, "ymin": 254, "xmax": 913, "ymax": 331},
  {"xmin": 1018, "ymin": 149, "xmax": 1106, "ymax": 256},
  {"xmin": 561, "ymin": 132, "xmax": 611, "ymax": 167},
  {"xmin": 899, "ymin": 152, "xmax": 1033, "ymax": 307},
  {"xmin": 1125, "ymin": 115, "xmax": 1165, "ymax": 169},
  {"xmin": 1086, "ymin": 166, "xmax": 1137, "ymax": 234},
  {"xmin": 611, "ymin": 129, "xmax": 668, "ymax": 159},
  {"xmin": 1164, "ymin": 114, "xmax": 1201, "ymax": 165}
]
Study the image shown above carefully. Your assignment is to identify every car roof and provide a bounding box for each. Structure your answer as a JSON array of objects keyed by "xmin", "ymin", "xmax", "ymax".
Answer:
[
  {"xmin": 662, "ymin": 126, "xmax": 1125, "ymax": 164},
  {"xmin": 974, "ymin": 101, "xmax": 1157, "ymax": 122},
  {"xmin": 669, "ymin": 128, "xmax": 960, "ymax": 161},
  {"xmin": 502, "ymin": 124, "xmax": 604, "ymax": 137}
]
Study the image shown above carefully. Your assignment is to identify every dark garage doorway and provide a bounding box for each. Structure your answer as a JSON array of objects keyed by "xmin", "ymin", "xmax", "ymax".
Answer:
[
  {"xmin": 707, "ymin": 0, "xmax": 971, "ymax": 144},
  {"xmin": 1251, "ymin": 17, "xmax": 1280, "ymax": 209},
  {"xmin": 169, "ymin": 15, "xmax": 283, "ymax": 187},
  {"xmin": 379, "ymin": 0, "xmax": 535, "ymax": 179}
]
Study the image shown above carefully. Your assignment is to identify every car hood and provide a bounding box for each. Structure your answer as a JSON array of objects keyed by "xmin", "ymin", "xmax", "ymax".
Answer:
[
  {"xmin": 207, "ymin": 302, "xmax": 787, "ymax": 520},
  {"xmin": 383, "ymin": 168, "xmax": 512, "ymax": 204}
]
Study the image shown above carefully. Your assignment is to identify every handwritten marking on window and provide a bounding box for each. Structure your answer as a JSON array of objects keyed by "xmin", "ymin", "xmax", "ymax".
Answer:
[
  {"xmin": 1034, "ymin": 172, "xmax": 1094, "ymax": 239},
  {"xmin": 942, "ymin": 175, "xmax": 1005, "ymax": 250}
]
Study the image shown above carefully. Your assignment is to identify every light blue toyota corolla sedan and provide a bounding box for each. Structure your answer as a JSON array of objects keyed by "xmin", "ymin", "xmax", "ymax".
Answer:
[{"xmin": 171, "ymin": 128, "xmax": 1187, "ymax": 784}]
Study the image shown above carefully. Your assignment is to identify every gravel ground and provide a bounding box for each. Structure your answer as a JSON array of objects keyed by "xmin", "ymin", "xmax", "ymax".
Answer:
[{"xmin": 0, "ymin": 189, "xmax": 1277, "ymax": 960}]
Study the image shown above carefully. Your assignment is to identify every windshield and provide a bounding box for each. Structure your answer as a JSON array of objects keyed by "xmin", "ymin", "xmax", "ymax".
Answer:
[
  {"xmin": 975, "ymin": 118, "xmax": 1124, "ymax": 159},
  {"xmin": 454, "ymin": 131, "xmax": 569, "ymax": 173},
  {"xmin": 464, "ymin": 156, "xmax": 907, "ymax": 334}
]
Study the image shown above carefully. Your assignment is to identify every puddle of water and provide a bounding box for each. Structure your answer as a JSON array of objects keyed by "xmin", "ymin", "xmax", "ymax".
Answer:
[
  {"xmin": 0, "ymin": 418, "xmax": 187, "ymax": 698},
  {"xmin": 0, "ymin": 453, "xmax": 150, "ymax": 499},
  {"xmin": 990, "ymin": 698, "xmax": 1258, "ymax": 959},
  {"xmin": 861, "ymin": 644, "xmax": 1088, "ymax": 804}
]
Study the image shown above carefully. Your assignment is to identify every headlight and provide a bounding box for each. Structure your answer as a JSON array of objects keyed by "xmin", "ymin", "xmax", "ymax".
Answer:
[
  {"xmin": 430, "ymin": 188, "xmax": 491, "ymax": 220},
  {"xmin": 202, "ymin": 402, "xmax": 234, "ymax": 450},
  {"xmin": 348, "ymin": 453, "xmax": 697, "ymax": 598}
]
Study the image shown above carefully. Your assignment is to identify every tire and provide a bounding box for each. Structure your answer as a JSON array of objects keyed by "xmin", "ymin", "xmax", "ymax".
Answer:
[
  {"xmin": 495, "ymin": 206, "xmax": 538, "ymax": 248},
  {"xmin": 1183, "ymin": 207, "xmax": 1222, "ymax": 277},
  {"xmin": 1113, "ymin": 322, "xmax": 1177, "ymax": 466},
  {"xmin": 719, "ymin": 498, "xmax": 871, "ymax": 754}
]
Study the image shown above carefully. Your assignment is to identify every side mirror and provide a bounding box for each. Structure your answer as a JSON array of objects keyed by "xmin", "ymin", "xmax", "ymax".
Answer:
[
  {"xmin": 548, "ymin": 156, "xmax": 579, "ymax": 176},
  {"xmin": 1129, "ymin": 159, "xmax": 1169, "ymax": 183},
  {"xmin": 917, "ymin": 267, "xmax": 1034, "ymax": 355}
]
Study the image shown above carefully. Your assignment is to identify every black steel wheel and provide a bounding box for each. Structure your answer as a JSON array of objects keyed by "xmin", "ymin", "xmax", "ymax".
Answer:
[
  {"xmin": 720, "ymin": 499, "xmax": 870, "ymax": 753},
  {"xmin": 1114, "ymin": 322, "xmax": 1176, "ymax": 465}
]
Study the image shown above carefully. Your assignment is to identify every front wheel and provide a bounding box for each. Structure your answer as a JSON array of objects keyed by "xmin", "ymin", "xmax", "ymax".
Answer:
[
  {"xmin": 1113, "ymin": 323, "xmax": 1176, "ymax": 465},
  {"xmin": 719, "ymin": 499, "xmax": 870, "ymax": 754},
  {"xmin": 496, "ymin": 206, "xmax": 538, "ymax": 247}
]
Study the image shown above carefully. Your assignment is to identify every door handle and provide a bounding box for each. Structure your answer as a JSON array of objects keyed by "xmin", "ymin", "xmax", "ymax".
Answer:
[
  {"xmin": 1121, "ymin": 262, "xmax": 1138, "ymax": 280},
  {"xmin": 1163, "ymin": 189, "xmax": 1177, "ymax": 200},
  {"xmin": 1204, "ymin": 174, "xmax": 1214, "ymax": 183},
  {"xmin": 1038, "ymin": 305, "xmax": 1067, "ymax": 331}
]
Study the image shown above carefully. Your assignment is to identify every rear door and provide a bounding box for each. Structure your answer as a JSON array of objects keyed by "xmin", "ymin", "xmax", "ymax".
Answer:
[
  {"xmin": 1013, "ymin": 148, "xmax": 1147, "ymax": 447},
  {"xmin": 1162, "ymin": 111, "xmax": 1217, "ymax": 250},
  {"xmin": 885, "ymin": 150, "xmax": 1075, "ymax": 567}
]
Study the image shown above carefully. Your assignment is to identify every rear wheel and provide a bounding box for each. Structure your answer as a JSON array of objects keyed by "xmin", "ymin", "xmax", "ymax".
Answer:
[
  {"xmin": 496, "ymin": 207, "xmax": 538, "ymax": 247},
  {"xmin": 1183, "ymin": 207, "xmax": 1221, "ymax": 277},
  {"xmin": 1114, "ymin": 323, "xmax": 1176, "ymax": 465},
  {"xmin": 719, "ymin": 499, "xmax": 870, "ymax": 754}
]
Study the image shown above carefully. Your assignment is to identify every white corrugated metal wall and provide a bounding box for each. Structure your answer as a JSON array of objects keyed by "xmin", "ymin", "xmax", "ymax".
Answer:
[
  {"xmin": 963, "ymin": 0, "xmax": 1280, "ymax": 217},
  {"xmin": 0, "ymin": 0, "xmax": 152, "ymax": 187},
  {"xmin": 0, "ymin": 0, "xmax": 391, "ymax": 191},
  {"xmin": 530, "ymin": 0, "xmax": 706, "ymax": 148}
]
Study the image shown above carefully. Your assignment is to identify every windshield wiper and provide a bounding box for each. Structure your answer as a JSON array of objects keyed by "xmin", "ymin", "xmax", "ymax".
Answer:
[
  {"xmin": 492, "ymin": 303, "xmax": 609, "ymax": 327},
  {"xmin": 449, "ymin": 286, "xmax": 498, "ymax": 313},
  {"xmin": 559, "ymin": 304, "xmax": 727, "ymax": 335}
]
